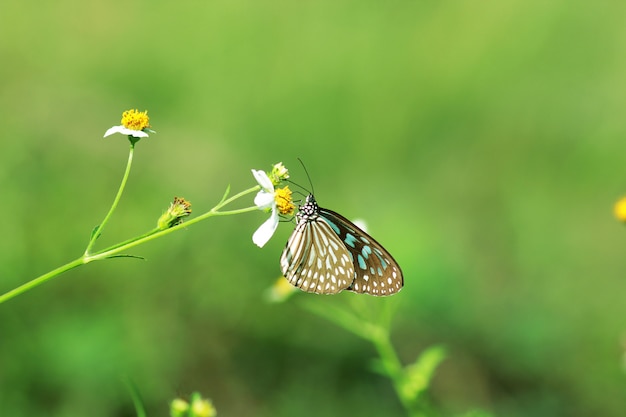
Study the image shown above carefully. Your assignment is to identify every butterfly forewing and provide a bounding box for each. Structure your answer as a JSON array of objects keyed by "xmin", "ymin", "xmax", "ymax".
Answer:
[
  {"xmin": 281, "ymin": 194, "xmax": 403, "ymax": 296},
  {"xmin": 281, "ymin": 210, "xmax": 354, "ymax": 294},
  {"xmin": 319, "ymin": 208, "xmax": 403, "ymax": 296}
]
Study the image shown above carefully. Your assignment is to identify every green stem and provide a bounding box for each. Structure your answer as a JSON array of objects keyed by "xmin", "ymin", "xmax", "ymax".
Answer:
[
  {"xmin": 84, "ymin": 142, "xmax": 136, "ymax": 256},
  {"xmin": 369, "ymin": 329, "xmax": 425, "ymax": 417},
  {"xmin": 0, "ymin": 257, "xmax": 86, "ymax": 304},
  {"xmin": 123, "ymin": 376, "xmax": 146, "ymax": 417},
  {"xmin": 304, "ymin": 300, "xmax": 425, "ymax": 417},
  {"xmin": 370, "ymin": 327, "xmax": 403, "ymax": 379},
  {"xmin": 0, "ymin": 185, "xmax": 262, "ymax": 305},
  {"xmin": 86, "ymin": 204, "xmax": 260, "ymax": 262},
  {"xmin": 369, "ymin": 329, "xmax": 409, "ymax": 409}
]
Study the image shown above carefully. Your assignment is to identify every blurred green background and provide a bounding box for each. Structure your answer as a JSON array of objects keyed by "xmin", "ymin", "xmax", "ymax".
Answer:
[{"xmin": 1, "ymin": 1, "xmax": 625, "ymax": 416}]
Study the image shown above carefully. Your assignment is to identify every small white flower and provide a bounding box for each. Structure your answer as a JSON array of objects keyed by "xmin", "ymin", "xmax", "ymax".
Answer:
[
  {"xmin": 103, "ymin": 109, "xmax": 155, "ymax": 138},
  {"xmin": 252, "ymin": 169, "xmax": 279, "ymax": 247},
  {"xmin": 103, "ymin": 125, "xmax": 150, "ymax": 138}
]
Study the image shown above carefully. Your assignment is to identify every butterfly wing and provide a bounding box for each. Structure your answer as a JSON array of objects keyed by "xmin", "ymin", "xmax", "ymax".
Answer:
[
  {"xmin": 319, "ymin": 208, "xmax": 404, "ymax": 296},
  {"xmin": 280, "ymin": 214, "xmax": 354, "ymax": 295}
]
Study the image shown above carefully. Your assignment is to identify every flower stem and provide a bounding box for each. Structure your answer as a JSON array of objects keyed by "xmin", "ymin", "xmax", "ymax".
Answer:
[
  {"xmin": 84, "ymin": 142, "xmax": 135, "ymax": 256},
  {"xmin": 0, "ymin": 185, "xmax": 261, "ymax": 305},
  {"xmin": 368, "ymin": 328, "xmax": 424, "ymax": 417},
  {"xmin": 123, "ymin": 377, "xmax": 147, "ymax": 417},
  {"xmin": 301, "ymin": 300, "xmax": 426, "ymax": 417},
  {"xmin": 0, "ymin": 257, "xmax": 86, "ymax": 304}
]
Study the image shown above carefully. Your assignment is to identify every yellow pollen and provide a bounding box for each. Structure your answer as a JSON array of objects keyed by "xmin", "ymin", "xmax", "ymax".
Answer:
[
  {"xmin": 275, "ymin": 186, "xmax": 295, "ymax": 216},
  {"xmin": 121, "ymin": 109, "xmax": 151, "ymax": 131}
]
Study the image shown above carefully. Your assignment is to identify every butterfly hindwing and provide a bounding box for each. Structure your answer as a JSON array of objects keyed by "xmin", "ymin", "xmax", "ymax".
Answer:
[{"xmin": 318, "ymin": 208, "xmax": 403, "ymax": 296}]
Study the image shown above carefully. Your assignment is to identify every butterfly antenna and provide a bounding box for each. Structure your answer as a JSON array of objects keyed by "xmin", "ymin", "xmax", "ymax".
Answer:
[
  {"xmin": 286, "ymin": 179, "xmax": 311, "ymax": 198},
  {"xmin": 297, "ymin": 157, "xmax": 315, "ymax": 196}
]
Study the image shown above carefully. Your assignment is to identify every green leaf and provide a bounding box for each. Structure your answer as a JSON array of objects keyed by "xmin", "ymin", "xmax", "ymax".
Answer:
[
  {"xmin": 106, "ymin": 254, "xmax": 146, "ymax": 260},
  {"xmin": 300, "ymin": 299, "xmax": 372, "ymax": 340},
  {"xmin": 90, "ymin": 225, "xmax": 101, "ymax": 241},
  {"xmin": 400, "ymin": 345, "xmax": 447, "ymax": 401}
]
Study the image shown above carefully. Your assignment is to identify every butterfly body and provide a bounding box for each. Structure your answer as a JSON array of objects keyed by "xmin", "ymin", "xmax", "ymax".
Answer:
[{"xmin": 280, "ymin": 194, "xmax": 403, "ymax": 296}]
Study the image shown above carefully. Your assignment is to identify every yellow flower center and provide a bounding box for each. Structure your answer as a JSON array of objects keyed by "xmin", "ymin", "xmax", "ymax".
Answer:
[
  {"xmin": 615, "ymin": 197, "xmax": 626, "ymax": 222},
  {"xmin": 121, "ymin": 109, "xmax": 151, "ymax": 131},
  {"xmin": 275, "ymin": 186, "xmax": 295, "ymax": 216}
]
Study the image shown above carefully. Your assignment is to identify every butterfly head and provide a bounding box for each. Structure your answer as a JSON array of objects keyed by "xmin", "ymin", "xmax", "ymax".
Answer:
[{"xmin": 297, "ymin": 194, "xmax": 319, "ymax": 220}]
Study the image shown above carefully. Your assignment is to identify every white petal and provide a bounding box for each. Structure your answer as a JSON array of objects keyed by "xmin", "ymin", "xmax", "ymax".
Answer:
[
  {"xmin": 251, "ymin": 169, "xmax": 274, "ymax": 192},
  {"xmin": 103, "ymin": 125, "xmax": 149, "ymax": 138},
  {"xmin": 254, "ymin": 190, "xmax": 275, "ymax": 209},
  {"xmin": 128, "ymin": 129, "xmax": 149, "ymax": 138},
  {"xmin": 103, "ymin": 125, "xmax": 124, "ymax": 137},
  {"xmin": 252, "ymin": 210, "xmax": 279, "ymax": 247}
]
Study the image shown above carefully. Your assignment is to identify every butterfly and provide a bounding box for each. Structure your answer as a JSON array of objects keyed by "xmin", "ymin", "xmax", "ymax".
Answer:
[{"xmin": 280, "ymin": 194, "xmax": 403, "ymax": 296}]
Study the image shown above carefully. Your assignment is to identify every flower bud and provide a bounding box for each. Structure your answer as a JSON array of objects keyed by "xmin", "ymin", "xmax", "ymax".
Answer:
[{"xmin": 158, "ymin": 197, "xmax": 192, "ymax": 230}]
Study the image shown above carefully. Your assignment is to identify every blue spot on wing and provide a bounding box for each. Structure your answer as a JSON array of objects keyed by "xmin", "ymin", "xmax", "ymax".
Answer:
[
  {"xmin": 344, "ymin": 233, "xmax": 357, "ymax": 248},
  {"xmin": 373, "ymin": 248, "xmax": 388, "ymax": 269},
  {"xmin": 320, "ymin": 215, "xmax": 341, "ymax": 235},
  {"xmin": 357, "ymin": 254, "xmax": 367, "ymax": 270}
]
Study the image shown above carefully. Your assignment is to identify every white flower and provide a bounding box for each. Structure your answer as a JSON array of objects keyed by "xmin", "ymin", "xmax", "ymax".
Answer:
[
  {"xmin": 252, "ymin": 169, "xmax": 279, "ymax": 247},
  {"xmin": 103, "ymin": 125, "xmax": 150, "ymax": 138},
  {"xmin": 103, "ymin": 109, "xmax": 155, "ymax": 138}
]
